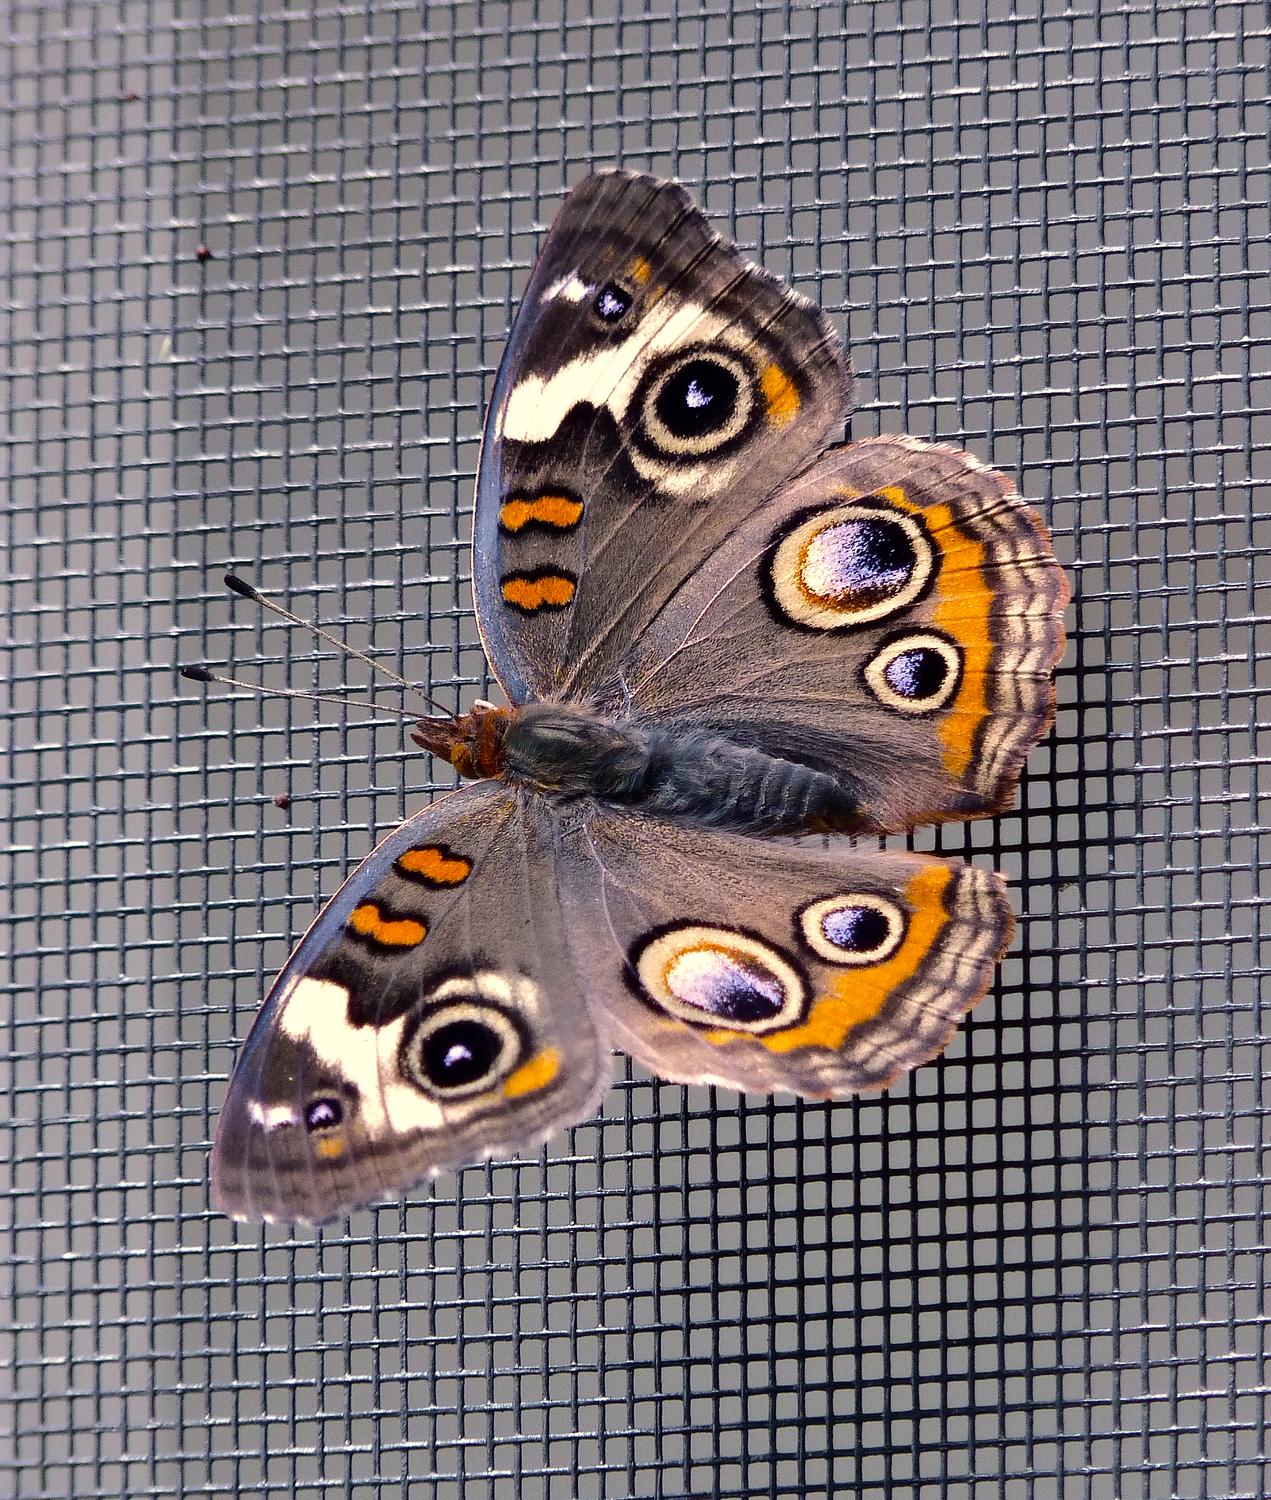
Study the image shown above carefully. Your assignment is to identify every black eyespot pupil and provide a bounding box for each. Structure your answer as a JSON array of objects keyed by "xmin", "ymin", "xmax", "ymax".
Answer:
[
  {"xmin": 655, "ymin": 358, "xmax": 738, "ymax": 438},
  {"xmin": 304, "ymin": 1097, "xmax": 343, "ymax": 1131},
  {"xmin": 422, "ymin": 1019, "xmax": 500, "ymax": 1089},
  {"xmin": 884, "ymin": 647, "xmax": 948, "ymax": 699},
  {"xmin": 593, "ymin": 283, "xmax": 631, "ymax": 322},
  {"xmin": 822, "ymin": 905, "xmax": 890, "ymax": 953}
]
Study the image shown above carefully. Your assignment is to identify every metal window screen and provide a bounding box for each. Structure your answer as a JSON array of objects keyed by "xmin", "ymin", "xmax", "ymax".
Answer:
[{"xmin": 3, "ymin": 2, "xmax": 1268, "ymax": 1496}]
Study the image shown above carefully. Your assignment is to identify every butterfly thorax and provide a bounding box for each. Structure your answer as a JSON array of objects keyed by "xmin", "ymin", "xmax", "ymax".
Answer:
[{"xmin": 413, "ymin": 702, "xmax": 864, "ymax": 835}]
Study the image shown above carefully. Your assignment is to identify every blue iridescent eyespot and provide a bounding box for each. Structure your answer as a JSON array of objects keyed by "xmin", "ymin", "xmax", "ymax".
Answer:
[
  {"xmin": 799, "ymin": 894, "xmax": 906, "ymax": 966},
  {"xmin": 592, "ymin": 282, "xmax": 633, "ymax": 323},
  {"xmin": 304, "ymin": 1097, "xmax": 343, "ymax": 1132},
  {"xmin": 630, "ymin": 923, "xmax": 807, "ymax": 1033},
  {"xmin": 766, "ymin": 500, "xmax": 937, "ymax": 631},
  {"xmin": 864, "ymin": 631, "xmax": 962, "ymax": 715}
]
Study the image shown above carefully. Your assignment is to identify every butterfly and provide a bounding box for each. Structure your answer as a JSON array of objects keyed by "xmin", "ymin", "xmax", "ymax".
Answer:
[{"xmin": 208, "ymin": 171, "xmax": 1068, "ymax": 1223}]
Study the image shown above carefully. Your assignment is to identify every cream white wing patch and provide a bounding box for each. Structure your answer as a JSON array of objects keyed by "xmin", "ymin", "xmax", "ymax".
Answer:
[
  {"xmin": 267, "ymin": 969, "xmax": 557, "ymax": 1137},
  {"xmin": 275, "ymin": 975, "xmax": 443, "ymax": 1135},
  {"xmin": 498, "ymin": 296, "xmax": 801, "ymax": 496}
]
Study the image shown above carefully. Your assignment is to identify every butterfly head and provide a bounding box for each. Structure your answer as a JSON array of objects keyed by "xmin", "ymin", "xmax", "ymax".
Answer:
[{"xmin": 411, "ymin": 704, "xmax": 511, "ymax": 780}]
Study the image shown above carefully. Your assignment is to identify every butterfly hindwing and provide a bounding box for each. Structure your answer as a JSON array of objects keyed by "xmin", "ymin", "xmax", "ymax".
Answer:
[
  {"xmin": 211, "ymin": 783, "xmax": 608, "ymax": 1223},
  {"xmin": 474, "ymin": 170, "xmax": 854, "ymax": 704},
  {"xmin": 555, "ymin": 805, "xmax": 1012, "ymax": 1096},
  {"xmin": 610, "ymin": 434, "xmax": 1069, "ymax": 832}
]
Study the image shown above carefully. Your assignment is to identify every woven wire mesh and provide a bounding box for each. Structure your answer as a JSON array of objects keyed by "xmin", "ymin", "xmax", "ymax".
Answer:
[{"xmin": 3, "ymin": 1, "xmax": 1268, "ymax": 1496}]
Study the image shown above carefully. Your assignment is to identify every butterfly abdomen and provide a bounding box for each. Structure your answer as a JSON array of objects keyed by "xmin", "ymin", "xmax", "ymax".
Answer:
[{"xmin": 501, "ymin": 704, "xmax": 861, "ymax": 835}]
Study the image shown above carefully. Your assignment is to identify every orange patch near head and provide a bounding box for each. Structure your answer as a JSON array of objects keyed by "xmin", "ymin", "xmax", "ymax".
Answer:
[
  {"xmin": 760, "ymin": 362, "xmax": 800, "ymax": 425},
  {"xmin": 883, "ymin": 486, "xmax": 992, "ymax": 779},
  {"xmin": 503, "ymin": 1047, "xmax": 561, "ymax": 1099},
  {"xmin": 501, "ymin": 571, "xmax": 577, "ymax": 612},
  {"xmin": 397, "ymin": 845, "xmax": 471, "ymax": 886},
  {"xmin": 499, "ymin": 494, "xmax": 584, "ymax": 533},
  {"xmin": 348, "ymin": 903, "xmax": 426, "ymax": 948}
]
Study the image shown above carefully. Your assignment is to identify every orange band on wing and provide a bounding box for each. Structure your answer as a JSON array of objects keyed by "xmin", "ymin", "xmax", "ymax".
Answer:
[
  {"xmin": 348, "ymin": 903, "xmax": 426, "ymax": 948},
  {"xmin": 501, "ymin": 571, "xmax": 577, "ymax": 612},
  {"xmin": 499, "ymin": 494, "xmax": 584, "ymax": 533},
  {"xmin": 705, "ymin": 865, "xmax": 953, "ymax": 1052},
  {"xmin": 760, "ymin": 362, "xmax": 800, "ymax": 425},
  {"xmin": 503, "ymin": 1047, "xmax": 561, "ymax": 1098},
  {"xmin": 883, "ymin": 485, "xmax": 993, "ymax": 779},
  {"xmin": 396, "ymin": 845, "xmax": 471, "ymax": 885}
]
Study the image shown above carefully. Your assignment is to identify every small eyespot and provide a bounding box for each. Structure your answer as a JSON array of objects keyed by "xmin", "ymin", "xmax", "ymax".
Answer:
[
  {"xmin": 864, "ymin": 632, "xmax": 962, "ymax": 714},
  {"xmin": 635, "ymin": 348, "xmax": 756, "ymax": 460},
  {"xmin": 799, "ymin": 894, "xmax": 907, "ymax": 966},
  {"xmin": 631, "ymin": 924, "xmax": 807, "ymax": 1033},
  {"xmin": 304, "ymin": 1097, "xmax": 344, "ymax": 1132},
  {"xmin": 592, "ymin": 282, "xmax": 633, "ymax": 324},
  {"xmin": 402, "ymin": 1000, "xmax": 525, "ymax": 1099},
  {"xmin": 766, "ymin": 501, "xmax": 936, "ymax": 630}
]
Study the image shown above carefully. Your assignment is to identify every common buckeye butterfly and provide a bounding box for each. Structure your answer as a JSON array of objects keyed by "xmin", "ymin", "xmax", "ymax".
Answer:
[{"xmin": 203, "ymin": 172, "xmax": 1068, "ymax": 1223}]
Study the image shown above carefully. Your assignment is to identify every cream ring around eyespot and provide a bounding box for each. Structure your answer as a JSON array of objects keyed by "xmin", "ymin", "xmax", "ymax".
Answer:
[
  {"xmin": 863, "ymin": 631, "xmax": 963, "ymax": 715},
  {"xmin": 768, "ymin": 502, "xmax": 935, "ymax": 630},
  {"xmin": 799, "ymin": 893, "xmax": 907, "ymax": 966},
  {"xmin": 633, "ymin": 924, "xmax": 807, "ymax": 1034},
  {"xmin": 402, "ymin": 999, "xmax": 526, "ymax": 1101},
  {"xmin": 637, "ymin": 347, "xmax": 756, "ymax": 460}
]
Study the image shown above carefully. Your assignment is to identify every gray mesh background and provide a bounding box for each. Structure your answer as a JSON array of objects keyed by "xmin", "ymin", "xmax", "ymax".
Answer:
[{"xmin": 4, "ymin": 3, "xmax": 1268, "ymax": 1497}]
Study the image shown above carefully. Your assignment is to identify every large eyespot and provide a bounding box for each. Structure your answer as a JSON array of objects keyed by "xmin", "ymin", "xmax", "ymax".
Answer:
[
  {"xmin": 634, "ymin": 348, "xmax": 756, "ymax": 460},
  {"xmin": 631, "ymin": 924, "xmax": 807, "ymax": 1034},
  {"xmin": 765, "ymin": 500, "xmax": 936, "ymax": 629},
  {"xmin": 591, "ymin": 281, "xmax": 634, "ymax": 325},
  {"xmin": 864, "ymin": 631, "xmax": 962, "ymax": 714},
  {"xmin": 402, "ymin": 1000, "xmax": 526, "ymax": 1100},
  {"xmin": 799, "ymin": 894, "xmax": 907, "ymax": 966}
]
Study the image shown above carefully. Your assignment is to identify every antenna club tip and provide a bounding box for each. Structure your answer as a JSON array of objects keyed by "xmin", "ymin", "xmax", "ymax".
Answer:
[
  {"xmin": 181, "ymin": 664, "xmax": 215, "ymax": 683},
  {"xmin": 224, "ymin": 573, "xmax": 261, "ymax": 601}
]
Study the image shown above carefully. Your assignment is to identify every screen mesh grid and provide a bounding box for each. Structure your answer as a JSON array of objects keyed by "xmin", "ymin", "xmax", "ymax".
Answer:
[{"xmin": 3, "ymin": 2, "xmax": 1268, "ymax": 1497}]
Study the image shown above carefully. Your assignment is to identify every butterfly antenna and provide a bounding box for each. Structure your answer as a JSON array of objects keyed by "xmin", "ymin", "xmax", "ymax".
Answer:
[
  {"xmin": 180, "ymin": 664, "xmax": 421, "ymax": 722},
  {"xmin": 222, "ymin": 573, "xmax": 457, "ymax": 720}
]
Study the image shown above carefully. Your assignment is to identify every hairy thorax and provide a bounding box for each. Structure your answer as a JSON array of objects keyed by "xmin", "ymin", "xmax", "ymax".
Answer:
[{"xmin": 412, "ymin": 702, "xmax": 863, "ymax": 836}]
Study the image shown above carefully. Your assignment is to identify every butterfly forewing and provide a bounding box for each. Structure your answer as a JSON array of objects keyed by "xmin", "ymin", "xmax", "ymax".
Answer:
[
  {"xmin": 212, "ymin": 784, "xmax": 608, "ymax": 1223},
  {"xmin": 474, "ymin": 170, "xmax": 854, "ymax": 705}
]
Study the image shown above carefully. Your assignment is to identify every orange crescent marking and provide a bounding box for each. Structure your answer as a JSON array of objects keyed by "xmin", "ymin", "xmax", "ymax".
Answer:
[
  {"xmin": 703, "ymin": 866, "xmax": 953, "ymax": 1051},
  {"xmin": 397, "ymin": 846, "xmax": 471, "ymax": 884},
  {"xmin": 349, "ymin": 903, "xmax": 426, "ymax": 948},
  {"xmin": 501, "ymin": 573, "xmax": 576, "ymax": 610},
  {"xmin": 760, "ymin": 362, "xmax": 800, "ymax": 425},
  {"xmin": 503, "ymin": 1047, "xmax": 561, "ymax": 1098},
  {"xmin": 881, "ymin": 486, "xmax": 992, "ymax": 778},
  {"xmin": 499, "ymin": 495, "xmax": 584, "ymax": 532}
]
